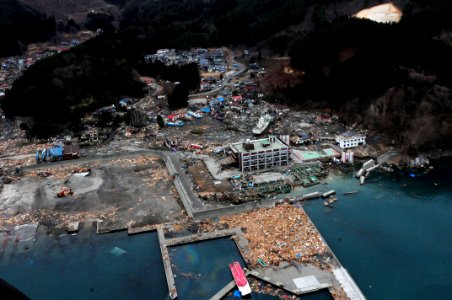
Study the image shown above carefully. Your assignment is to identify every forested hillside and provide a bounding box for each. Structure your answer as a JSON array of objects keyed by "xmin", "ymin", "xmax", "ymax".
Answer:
[
  {"xmin": 1, "ymin": 0, "xmax": 309, "ymax": 137},
  {"xmin": 0, "ymin": 0, "xmax": 55, "ymax": 57},
  {"xmin": 285, "ymin": 0, "xmax": 452, "ymax": 150},
  {"xmin": 2, "ymin": 0, "xmax": 452, "ymax": 150}
]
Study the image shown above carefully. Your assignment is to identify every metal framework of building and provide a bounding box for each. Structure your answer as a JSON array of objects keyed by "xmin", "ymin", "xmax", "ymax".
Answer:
[{"xmin": 230, "ymin": 136, "xmax": 290, "ymax": 172}]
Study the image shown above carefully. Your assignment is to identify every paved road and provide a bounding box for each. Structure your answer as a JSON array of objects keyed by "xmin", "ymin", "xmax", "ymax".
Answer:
[
  {"xmin": 189, "ymin": 59, "xmax": 247, "ymax": 98},
  {"xmin": 0, "ymin": 153, "xmax": 34, "ymax": 161},
  {"xmin": 160, "ymin": 151, "xmax": 206, "ymax": 215}
]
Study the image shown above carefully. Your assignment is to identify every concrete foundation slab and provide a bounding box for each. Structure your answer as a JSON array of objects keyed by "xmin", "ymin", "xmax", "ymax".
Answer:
[
  {"xmin": 66, "ymin": 221, "xmax": 79, "ymax": 233},
  {"xmin": 293, "ymin": 275, "xmax": 322, "ymax": 291},
  {"xmin": 249, "ymin": 262, "xmax": 335, "ymax": 295}
]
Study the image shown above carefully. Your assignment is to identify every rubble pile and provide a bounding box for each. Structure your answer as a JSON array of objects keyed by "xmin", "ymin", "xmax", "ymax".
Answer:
[
  {"xmin": 329, "ymin": 285, "xmax": 349, "ymax": 300},
  {"xmin": 246, "ymin": 278, "xmax": 297, "ymax": 299},
  {"xmin": 25, "ymin": 156, "xmax": 162, "ymax": 181},
  {"xmin": 0, "ymin": 174, "xmax": 21, "ymax": 184},
  {"xmin": 121, "ymin": 126, "xmax": 148, "ymax": 139},
  {"xmin": 0, "ymin": 157, "xmax": 35, "ymax": 168},
  {"xmin": 224, "ymin": 111, "xmax": 259, "ymax": 132},
  {"xmin": 106, "ymin": 156, "xmax": 161, "ymax": 167},
  {"xmin": 0, "ymin": 207, "xmax": 119, "ymax": 229},
  {"xmin": 200, "ymin": 203, "xmax": 329, "ymax": 269},
  {"xmin": 57, "ymin": 187, "xmax": 73, "ymax": 198},
  {"xmin": 27, "ymin": 166, "xmax": 75, "ymax": 180},
  {"xmin": 18, "ymin": 143, "xmax": 54, "ymax": 154},
  {"xmin": 136, "ymin": 164, "xmax": 171, "ymax": 187}
]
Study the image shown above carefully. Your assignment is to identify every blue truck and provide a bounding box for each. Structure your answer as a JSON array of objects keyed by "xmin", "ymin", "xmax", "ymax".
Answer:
[
  {"xmin": 36, "ymin": 147, "xmax": 63, "ymax": 162},
  {"xmin": 35, "ymin": 144, "xmax": 79, "ymax": 163}
]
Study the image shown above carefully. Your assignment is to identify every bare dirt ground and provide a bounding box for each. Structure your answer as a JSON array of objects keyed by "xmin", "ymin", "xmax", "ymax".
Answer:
[
  {"xmin": 0, "ymin": 155, "xmax": 186, "ymax": 232},
  {"xmin": 188, "ymin": 160, "xmax": 231, "ymax": 193}
]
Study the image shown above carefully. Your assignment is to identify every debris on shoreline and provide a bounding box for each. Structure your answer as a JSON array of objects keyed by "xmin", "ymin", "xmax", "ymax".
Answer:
[{"xmin": 199, "ymin": 203, "xmax": 330, "ymax": 270}]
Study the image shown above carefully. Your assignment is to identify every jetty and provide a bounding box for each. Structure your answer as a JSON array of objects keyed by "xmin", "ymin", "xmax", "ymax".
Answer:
[
  {"xmin": 210, "ymin": 280, "xmax": 237, "ymax": 300},
  {"xmin": 155, "ymin": 203, "xmax": 366, "ymax": 300},
  {"xmin": 157, "ymin": 227, "xmax": 253, "ymax": 300},
  {"xmin": 157, "ymin": 226, "xmax": 177, "ymax": 300}
]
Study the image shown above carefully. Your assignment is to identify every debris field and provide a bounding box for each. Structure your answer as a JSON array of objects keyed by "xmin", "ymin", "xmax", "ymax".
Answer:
[
  {"xmin": 200, "ymin": 203, "xmax": 330, "ymax": 270},
  {"xmin": 0, "ymin": 155, "xmax": 185, "ymax": 232}
]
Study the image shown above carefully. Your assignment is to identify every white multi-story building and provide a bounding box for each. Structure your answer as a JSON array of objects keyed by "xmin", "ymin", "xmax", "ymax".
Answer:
[
  {"xmin": 335, "ymin": 132, "xmax": 366, "ymax": 149},
  {"xmin": 230, "ymin": 136, "xmax": 290, "ymax": 172}
]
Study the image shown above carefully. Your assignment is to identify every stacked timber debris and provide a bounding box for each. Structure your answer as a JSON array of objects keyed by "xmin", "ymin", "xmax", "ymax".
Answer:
[{"xmin": 200, "ymin": 203, "xmax": 330, "ymax": 270}]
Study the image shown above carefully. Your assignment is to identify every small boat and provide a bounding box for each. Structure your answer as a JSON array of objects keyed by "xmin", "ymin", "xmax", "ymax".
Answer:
[
  {"xmin": 323, "ymin": 201, "xmax": 333, "ymax": 207},
  {"xmin": 321, "ymin": 190, "xmax": 336, "ymax": 198},
  {"xmin": 343, "ymin": 191, "xmax": 358, "ymax": 195},
  {"xmin": 166, "ymin": 120, "xmax": 185, "ymax": 127},
  {"xmin": 252, "ymin": 114, "xmax": 272, "ymax": 135},
  {"xmin": 359, "ymin": 175, "xmax": 366, "ymax": 185},
  {"xmin": 229, "ymin": 261, "xmax": 251, "ymax": 296},
  {"xmin": 324, "ymin": 196, "xmax": 337, "ymax": 207},
  {"xmin": 328, "ymin": 196, "xmax": 337, "ymax": 203},
  {"xmin": 187, "ymin": 110, "xmax": 203, "ymax": 119}
]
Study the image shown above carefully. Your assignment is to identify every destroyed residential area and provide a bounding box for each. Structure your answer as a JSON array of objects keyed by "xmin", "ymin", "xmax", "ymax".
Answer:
[{"xmin": 0, "ymin": 46, "xmax": 430, "ymax": 300}]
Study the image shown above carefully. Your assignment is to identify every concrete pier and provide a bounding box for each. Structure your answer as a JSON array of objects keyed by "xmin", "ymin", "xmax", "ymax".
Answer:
[
  {"xmin": 166, "ymin": 229, "xmax": 237, "ymax": 246},
  {"xmin": 249, "ymin": 264, "xmax": 333, "ymax": 295},
  {"xmin": 209, "ymin": 280, "xmax": 237, "ymax": 300},
  {"xmin": 333, "ymin": 267, "xmax": 366, "ymax": 300},
  {"xmin": 157, "ymin": 226, "xmax": 177, "ymax": 300},
  {"xmin": 165, "ymin": 227, "xmax": 252, "ymax": 263},
  {"xmin": 161, "ymin": 153, "xmax": 195, "ymax": 218},
  {"xmin": 157, "ymin": 217, "xmax": 365, "ymax": 300},
  {"xmin": 127, "ymin": 224, "xmax": 158, "ymax": 235},
  {"xmin": 157, "ymin": 227, "xmax": 252, "ymax": 300}
]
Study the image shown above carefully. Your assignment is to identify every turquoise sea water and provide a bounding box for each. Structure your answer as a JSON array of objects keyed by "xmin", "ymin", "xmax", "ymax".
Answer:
[{"xmin": 303, "ymin": 161, "xmax": 452, "ymax": 300}]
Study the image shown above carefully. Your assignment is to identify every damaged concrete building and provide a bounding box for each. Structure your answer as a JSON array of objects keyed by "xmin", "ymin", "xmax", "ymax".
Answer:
[
  {"xmin": 229, "ymin": 136, "xmax": 290, "ymax": 172},
  {"xmin": 335, "ymin": 131, "xmax": 366, "ymax": 149}
]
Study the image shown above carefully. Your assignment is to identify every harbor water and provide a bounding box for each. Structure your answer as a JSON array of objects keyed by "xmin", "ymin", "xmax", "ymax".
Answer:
[
  {"xmin": 303, "ymin": 159, "xmax": 452, "ymax": 299},
  {"xmin": 169, "ymin": 237, "xmax": 246, "ymax": 299},
  {"xmin": 0, "ymin": 228, "xmax": 168, "ymax": 300},
  {"xmin": 1, "ymin": 159, "xmax": 451, "ymax": 299},
  {"xmin": 0, "ymin": 228, "xmax": 332, "ymax": 300},
  {"xmin": 169, "ymin": 237, "xmax": 332, "ymax": 300}
]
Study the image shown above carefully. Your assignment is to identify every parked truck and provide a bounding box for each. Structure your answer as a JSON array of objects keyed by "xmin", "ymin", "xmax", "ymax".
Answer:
[
  {"xmin": 36, "ymin": 143, "xmax": 80, "ymax": 163},
  {"xmin": 36, "ymin": 147, "xmax": 63, "ymax": 162}
]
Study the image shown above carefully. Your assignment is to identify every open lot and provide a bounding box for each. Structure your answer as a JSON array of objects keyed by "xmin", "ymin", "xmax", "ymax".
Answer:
[
  {"xmin": 0, "ymin": 156, "xmax": 186, "ymax": 232},
  {"xmin": 188, "ymin": 160, "xmax": 231, "ymax": 193}
]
